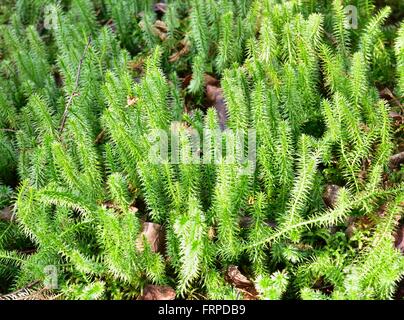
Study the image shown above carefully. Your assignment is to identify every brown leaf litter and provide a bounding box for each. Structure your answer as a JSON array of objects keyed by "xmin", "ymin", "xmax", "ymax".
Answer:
[
  {"xmin": 136, "ymin": 222, "xmax": 165, "ymax": 254},
  {"xmin": 225, "ymin": 265, "xmax": 258, "ymax": 300},
  {"xmin": 137, "ymin": 284, "xmax": 176, "ymax": 300}
]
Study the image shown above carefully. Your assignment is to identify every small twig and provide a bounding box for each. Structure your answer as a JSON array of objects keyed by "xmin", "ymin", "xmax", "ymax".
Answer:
[
  {"xmin": 24, "ymin": 280, "xmax": 41, "ymax": 289},
  {"xmin": 0, "ymin": 128, "xmax": 17, "ymax": 132},
  {"xmin": 59, "ymin": 36, "xmax": 92, "ymax": 135}
]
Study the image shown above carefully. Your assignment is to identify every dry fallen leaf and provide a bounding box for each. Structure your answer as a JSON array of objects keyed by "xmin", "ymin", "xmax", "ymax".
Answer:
[
  {"xmin": 0, "ymin": 206, "xmax": 14, "ymax": 222},
  {"xmin": 208, "ymin": 226, "xmax": 216, "ymax": 240},
  {"xmin": 389, "ymin": 111, "xmax": 404, "ymax": 124},
  {"xmin": 136, "ymin": 222, "xmax": 165, "ymax": 253},
  {"xmin": 226, "ymin": 265, "xmax": 253, "ymax": 288},
  {"xmin": 154, "ymin": 20, "xmax": 167, "ymax": 33},
  {"xmin": 129, "ymin": 205, "xmax": 138, "ymax": 213},
  {"xmin": 152, "ymin": 20, "xmax": 168, "ymax": 41},
  {"xmin": 169, "ymin": 39, "xmax": 190, "ymax": 63},
  {"xmin": 206, "ymin": 84, "xmax": 227, "ymax": 130},
  {"xmin": 205, "ymin": 84, "xmax": 221, "ymax": 102},
  {"xmin": 323, "ymin": 184, "xmax": 341, "ymax": 209},
  {"xmin": 181, "ymin": 74, "xmax": 193, "ymax": 89},
  {"xmin": 204, "ymin": 74, "xmax": 219, "ymax": 87},
  {"xmin": 379, "ymin": 87, "xmax": 402, "ymax": 108},
  {"xmin": 225, "ymin": 265, "xmax": 259, "ymax": 300},
  {"xmin": 127, "ymin": 96, "xmax": 138, "ymax": 106},
  {"xmin": 129, "ymin": 58, "xmax": 144, "ymax": 73},
  {"xmin": 395, "ymin": 225, "xmax": 404, "ymax": 254},
  {"xmin": 181, "ymin": 74, "xmax": 227, "ymax": 129},
  {"xmin": 390, "ymin": 151, "xmax": 404, "ymax": 169},
  {"xmin": 154, "ymin": 3, "xmax": 167, "ymax": 14},
  {"xmin": 137, "ymin": 285, "xmax": 176, "ymax": 300}
]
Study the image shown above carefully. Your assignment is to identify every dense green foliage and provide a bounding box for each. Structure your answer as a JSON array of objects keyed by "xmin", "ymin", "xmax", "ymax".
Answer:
[{"xmin": 0, "ymin": 0, "xmax": 403, "ymax": 300}]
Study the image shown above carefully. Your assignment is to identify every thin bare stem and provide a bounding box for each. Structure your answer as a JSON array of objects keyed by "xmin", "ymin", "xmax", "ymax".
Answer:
[
  {"xmin": 59, "ymin": 36, "xmax": 92, "ymax": 135},
  {"xmin": 0, "ymin": 128, "xmax": 17, "ymax": 132}
]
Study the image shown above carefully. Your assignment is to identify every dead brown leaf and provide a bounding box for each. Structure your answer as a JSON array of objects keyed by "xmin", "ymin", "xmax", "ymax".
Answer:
[
  {"xmin": 389, "ymin": 111, "xmax": 404, "ymax": 124},
  {"xmin": 323, "ymin": 184, "xmax": 341, "ymax": 209},
  {"xmin": 206, "ymin": 84, "xmax": 227, "ymax": 130},
  {"xmin": 154, "ymin": 3, "xmax": 167, "ymax": 14},
  {"xmin": 152, "ymin": 20, "xmax": 168, "ymax": 41},
  {"xmin": 102, "ymin": 201, "xmax": 118, "ymax": 210},
  {"xmin": 154, "ymin": 20, "xmax": 168, "ymax": 33},
  {"xmin": 0, "ymin": 206, "xmax": 14, "ymax": 222},
  {"xmin": 390, "ymin": 151, "xmax": 404, "ymax": 169},
  {"xmin": 225, "ymin": 265, "xmax": 259, "ymax": 300},
  {"xmin": 226, "ymin": 265, "xmax": 253, "ymax": 288},
  {"xmin": 136, "ymin": 222, "xmax": 165, "ymax": 253},
  {"xmin": 204, "ymin": 74, "xmax": 219, "ymax": 87},
  {"xmin": 379, "ymin": 88, "xmax": 402, "ymax": 108},
  {"xmin": 182, "ymin": 73, "xmax": 219, "ymax": 91},
  {"xmin": 181, "ymin": 73, "xmax": 227, "ymax": 129},
  {"xmin": 395, "ymin": 225, "xmax": 404, "ymax": 254},
  {"xmin": 129, "ymin": 205, "xmax": 138, "ymax": 213},
  {"xmin": 127, "ymin": 95, "xmax": 138, "ymax": 106},
  {"xmin": 138, "ymin": 18, "xmax": 163, "ymax": 39},
  {"xmin": 104, "ymin": 19, "xmax": 116, "ymax": 33},
  {"xmin": 169, "ymin": 39, "xmax": 190, "ymax": 63},
  {"xmin": 205, "ymin": 84, "xmax": 222, "ymax": 102},
  {"xmin": 182, "ymin": 74, "xmax": 193, "ymax": 89},
  {"xmin": 137, "ymin": 285, "xmax": 176, "ymax": 300},
  {"xmin": 129, "ymin": 58, "xmax": 144, "ymax": 73},
  {"xmin": 208, "ymin": 226, "xmax": 216, "ymax": 240}
]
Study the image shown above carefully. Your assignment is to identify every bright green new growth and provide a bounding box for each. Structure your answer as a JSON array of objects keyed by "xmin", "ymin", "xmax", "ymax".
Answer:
[{"xmin": 0, "ymin": 0, "xmax": 403, "ymax": 300}]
